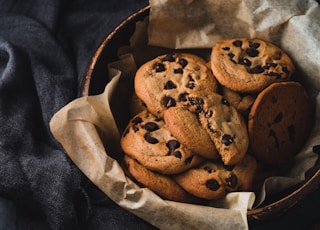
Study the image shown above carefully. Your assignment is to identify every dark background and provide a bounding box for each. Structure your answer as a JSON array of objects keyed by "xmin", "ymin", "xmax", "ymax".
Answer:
[{"xmin": 0, "ymin": 0, "xmax": 319, "ymax": 229}]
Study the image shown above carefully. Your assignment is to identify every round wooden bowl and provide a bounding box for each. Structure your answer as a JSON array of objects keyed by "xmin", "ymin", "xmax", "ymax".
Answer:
[{"xmin": 81, "ymin": 5, "xmax": 320, "ymax": 226}]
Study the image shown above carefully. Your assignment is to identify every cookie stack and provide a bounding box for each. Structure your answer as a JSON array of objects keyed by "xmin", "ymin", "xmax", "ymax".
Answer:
[
  {"xmin": 210, "ymin": 38, "xmax": 312, "ymax": 165},
  {"xmin": 120, "ymin": 38, "xmax": 313, "ymax": 203}
]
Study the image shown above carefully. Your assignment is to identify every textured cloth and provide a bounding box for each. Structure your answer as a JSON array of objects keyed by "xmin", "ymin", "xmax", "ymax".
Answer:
[
  {"xmin": 0, "ymin": 0, "xmax": 155, "ymax": 229},
  {"xmin": 1, "ymin": 0, "xmax": 320, "ymax": 230}
]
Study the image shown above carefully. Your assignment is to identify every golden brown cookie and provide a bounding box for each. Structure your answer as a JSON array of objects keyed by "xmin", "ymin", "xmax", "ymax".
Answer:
[
  {"xmin": 211, "ymin": 38, "xmax": 295, "ymax": 93},
  {"xmin": 173, "ymin": 155, "xmax": 257, "ymax": 200},
  {"xmin": 248, "ymin": 81, "xmax": 313, "ymax": 165},
  {"xmin": 163, "ymin": 106, "xmax": 219, "ymax": 160},
  {"xmin": 134, "ymin": 53, "xmax": 218, "ymax": 118},
  {"xmin": 122, "ymin": 155, "xmax": 203, "ymax": 204},
  {"xmin": 184, "ymin": 93, "xmax": 249, "ymax": 165},
  {"xmin": 121, "ymin": 110, "xmax": 204, "ymax": 174}
]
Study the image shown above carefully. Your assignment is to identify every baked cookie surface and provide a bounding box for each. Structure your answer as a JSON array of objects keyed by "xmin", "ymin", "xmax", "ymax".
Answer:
[
  {"xmin": 122, "ymin": 155, "xmax": 202, "ymax": 204},
  {"xmin": 211, "ymin": 38, "xmax": 295, "ymax": 93},
  {"xmin": 173, "ymin": 155, "xmax": 257, "ymax": 200},
  {"xmin": 185, "ymin": 92, "xmax": 249, "ymax": 165},
  {"xmin": 121, "ymin": 110, "xmax": 204, "ymax": 174},
  {"xmin": 248, "ymin": 81, "xmax": 313, "ymax": 165},
  {"xmin": 134, "ymin": 53, "xmax": 218, "ymax": 117},
  {"xmin": 163, "ymin": 106, "xmax": 219, "ymax": 160}
]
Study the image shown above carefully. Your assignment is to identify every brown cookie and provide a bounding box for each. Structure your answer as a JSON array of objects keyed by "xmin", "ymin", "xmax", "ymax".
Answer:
[
  {"xmin": 185, "ymin": 93, "xmax": 249, "ymax": 165},
  {"xmin": 173, "ymin": 155, "xmax": 257, "ymax": 200},
  {"xmin": 248, "ymin": 81, "xmax": 313, "ymax": 165},
  {"xmin": 122, "ymin": 155, "xmax": 203, "ymax": 204},
  {"xmin": 121, "ymin": 110, "xmax": 204, "ymax": 174},
  {"xmin": 134, "ymin": 53, "xmax": 218, "ymax": 118},
  {"xmin": 211, "ymin": 38, "xmax": 295, "ymax": 93},
  {"xmin": 163, "ymin": 106, "xmax": 219, "ymax": 160}
]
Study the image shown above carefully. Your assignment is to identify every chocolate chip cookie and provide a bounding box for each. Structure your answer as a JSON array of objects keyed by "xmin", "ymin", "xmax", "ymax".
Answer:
[
  {"xmin": 173, "ymin": 155, "xmax": 257, "ymax": 200},
  {"xmin": 122, "ymin": 155, "xmax": 202, "ymax": 204},
  {"xmin": 134, "ymin": 53, "xmax": 218, "ymax": 118},
  {"xmin": 185, "ymin": 92, "xmax": 249, "ymax": 165},
  {"xmin": 211, "ymin": 38, "xmax": 295, "ymax": 93},
  {"xmin": 121, "ymin": 110, "xmax": 204, "ymax": 174},
  {"xmin": 248, "ymin": 81, "xmax": 313, "ymax": 165}
]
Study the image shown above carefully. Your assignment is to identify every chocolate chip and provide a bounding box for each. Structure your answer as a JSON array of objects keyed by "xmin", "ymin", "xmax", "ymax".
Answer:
[
  {"xmin": 188, "ymin": 96, "xmax": 203, "ymax": 106},
  {"xmin": 282, "ymin": 66, "xmax": 289, "ymax": 74},
  {"xmin": 221, "ymin": 98, "xmax": 230, "ymax": 106},
  {"xmin": 233, "ymin": 40, "xmax": 243, "ymax": 47},
  {"xmin": 222, "ymin": 47, "xmax": 230, "ymax": 50},
  {"xmin": 273, "ymin": 112, "xmax": 283, "ymax": 123},
  {"xmin": 174, "ymin": 68, "xmax": 183, "ymax": 74},
  {"xmin": 173, "ymin": 151, "xmax": 182, "ymax": 159},
  {"xmin": 267, "ymin": 72, "xmax": 282, "ymax": 78},
  {"xmin": 178, "ymin": 58, "xmax": 188, "ymax": 68},
  {"xmin": 204, "ymin": 166, "xmax": 215, "ymax": 173},
  {"xmin": 287, "ymin": 125, "xmax": 296, "ymax": 144},
  {"xmin": 162, "ymin": 96, "xmax": 176, "ymax": 108},
  {"xmin": 228, "ymin": 53, "xmax": 235, "ymax": 59},
  {"xmin": 206, "ymin": 179, "xmax": 220, "ymax": 191},
  {"xmin": 246, "ymin": 48, "xmax": 259, "ymax": 57},
  {"xmin": 132, "ymin": 117, "xmax": 142, "ymax": 124},
  {"xmin": 238, "ymin": 57, "xmax": 251, "ymax": 66},
  {"xmin": 153, "ymin": 63, "xmax": 165, "ymax": 72},
  {"xmin": 188, "ymin": 96, "xmax": 203, "ymax": 113},
  {"xmin": 166, "ymin": 140, "xmax": 180, "ymax": 150},
  {"xmin": 162, "ymin": 54, "xmax": 175, "ymax": 62},
  {"xmin": 264, "ymin": 62, "xmax": 277, "ymax": 69},
  {"xmin": 164, "ymin": 80, "xmax": 177, "ymax": 89},
  {"xmin": 269, "ymin": 129, "xmax": 279, "ymax": 149},
  {"xmin": 143, "ymin": 122, "xmax": 159, "ymax": 131},
  {"xmin": 187, "ymin": 83, "xmax": 196, "ymax": 89},
  {"xmin": 313, "ymin": 145, "xmax": 320, "ymax": 154},
  {"xmin": 188, "ymin": 75, "xmax": 195, "ymax": 82},
  {"xmin": 144, "ymin": 133, "xmax": 158, "ymax": 144},
  {"xmin": 187, "ymin": 76, "xmax": 196, "ymax": 89},
  {"xmin": 225, "ymin": 174, "xmax": 238, "ymax": 188},
  {"xmin": 195, "ymin": 107, "xmax": 203, "ymax": 114},
  {"xmin": 204, "ymin": 109, "xmax": 213, "ymax": 118},
  {"xmin": 272, "ymin": 96, "xmax": 277, "ymax": 104},
  {"xmin": 133, "ymin": 125, "xmax": 139, "ymax": 132},
  {"xmin": 223, "ymin": 164, "xmax": 235, "ymax": 171},
  {"xmin": 248, "ymin": 65, "xmax": 264, "ymax": 74},
  {"xmin": 179, "ymin": 93, "xmax": 189, "ymax": 102},
  {"xmin": 185, "ymin": 156, "xmax": 194, "ymax": 164},
  {"xmin": 222, "ymin": 134, "xmax": 233, "ymax": 146},
  {"xmin": 249, "ymin": 42, "xmax": 260, "ymax": 49}
]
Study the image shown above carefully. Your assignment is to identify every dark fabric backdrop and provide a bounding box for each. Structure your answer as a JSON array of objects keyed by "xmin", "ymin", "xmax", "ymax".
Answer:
[
  {"xmin": 0, "ymin": 1, "xmax": 319, "ymax": 230},
  {"xmin": 0, "ymin": 1, "xmax": 156, "ymax": 229}
]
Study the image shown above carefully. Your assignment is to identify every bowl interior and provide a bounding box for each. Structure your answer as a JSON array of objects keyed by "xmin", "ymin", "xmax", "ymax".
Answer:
[{"xmin": 81, "ymin": 5, "xmax": 320, "ymax": 226}]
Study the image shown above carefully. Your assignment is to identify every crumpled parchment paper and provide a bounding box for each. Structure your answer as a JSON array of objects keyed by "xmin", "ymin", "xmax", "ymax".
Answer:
[{"xmin": 50, "ymin": 0, "xmax": 320, "ymax": 229}]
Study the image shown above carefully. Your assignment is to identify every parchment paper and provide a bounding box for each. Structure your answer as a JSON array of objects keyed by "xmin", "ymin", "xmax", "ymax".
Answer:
[{"xmin": 50, "ymin": 0, "xmax": 320, "ymax": 229}]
